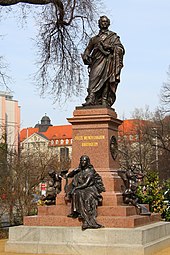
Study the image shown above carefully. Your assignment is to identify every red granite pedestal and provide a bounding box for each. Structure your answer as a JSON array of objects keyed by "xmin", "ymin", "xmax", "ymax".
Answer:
[{"xmin": 24, "ymin": 106, "xmax": 160, "ymax": 228}]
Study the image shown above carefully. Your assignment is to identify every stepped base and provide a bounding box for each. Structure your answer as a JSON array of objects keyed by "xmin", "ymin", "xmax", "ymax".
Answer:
[
  {"xmin": 38, "ymin": 204, "xmax": 137, "ymax": 217},
  {"xmin": 24, "ymin": 212, "xmax": 161, "ymax": 228},
  {"xmin": 57, "ymin": 191, "xmax": 124, "ymax": 206},
  {"xmin": 5, "ymin": 222, "xmax": 170, "ymax": 255},
  {"xmin": 24, "ymin": 202, "xmax": 161, "ymax": 228}
]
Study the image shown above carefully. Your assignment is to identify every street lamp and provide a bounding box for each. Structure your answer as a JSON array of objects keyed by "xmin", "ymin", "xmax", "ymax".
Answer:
[{"xmin": 152, "ymin": 127, "xmax": 159, "ymax": 171}]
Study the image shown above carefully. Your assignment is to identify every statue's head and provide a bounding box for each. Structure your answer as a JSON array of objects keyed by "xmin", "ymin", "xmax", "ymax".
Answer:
[
  {"xmin": 98, "ymin": 16, "xmax": 110, "ymax": 29},
  {"xmin": 80, "ymin": 155, "xmax": 90, "ymax": 169}
]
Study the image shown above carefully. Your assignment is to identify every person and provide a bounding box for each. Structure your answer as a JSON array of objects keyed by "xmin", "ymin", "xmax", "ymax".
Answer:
[
  {"xmin": 65, "ymin": 155, "xmax": 105, "ymax": 230},
  {"xmin": 82, "ymin": 16, "xmax": 125, "ymax": 107}
]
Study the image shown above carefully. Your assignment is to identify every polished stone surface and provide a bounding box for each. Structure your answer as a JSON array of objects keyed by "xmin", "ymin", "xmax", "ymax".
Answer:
[
  {"xmin": 24, "ymin": 107, "xmax": 161, "ymax": 229},
  {"xmin": 1, "ymin": 238, "xmax": 169, "ymax": 255},
  {"xmin": 5, "ymin": 222, "xmax": 170, "ymax": 255}
]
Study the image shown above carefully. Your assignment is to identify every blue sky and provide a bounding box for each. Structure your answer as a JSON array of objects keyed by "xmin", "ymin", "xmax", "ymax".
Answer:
[{"xmin": 0, "ymin": 0, "xmax": 170, "ymax": 128}]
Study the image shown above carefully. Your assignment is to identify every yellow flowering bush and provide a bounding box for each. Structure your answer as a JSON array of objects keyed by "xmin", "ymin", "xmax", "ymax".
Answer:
[{"xmin": 136, "ymin": 171, "xmax": 168, "ymax": 217}]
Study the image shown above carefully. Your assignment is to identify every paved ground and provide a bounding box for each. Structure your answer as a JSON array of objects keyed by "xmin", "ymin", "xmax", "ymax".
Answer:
[
  {"xmin": 0, "ymin": 240, "xmax": 60, "ymax": 255},
  {"xmin": 0, "ymin": 239, "xmax": 170, "ymax": 255}
]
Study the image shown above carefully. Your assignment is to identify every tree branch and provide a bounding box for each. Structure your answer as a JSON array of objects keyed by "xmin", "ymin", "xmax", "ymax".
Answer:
[
  {"xmin": 0, "ymin": 0, "xmax": 97, "ymax": 102},
  {"xmin": 0, "ymin": 0, "xmax": 52, "ymax": 5},
  {"xmin": 0, "ymin": 0, "xmax": 66, "ymax": 27}
]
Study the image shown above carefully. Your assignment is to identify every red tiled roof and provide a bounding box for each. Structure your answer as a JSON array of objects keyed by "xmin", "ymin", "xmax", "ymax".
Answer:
[
  {"xmin": 118, "ymin": 119, "xmax": 147, "ymax": 135},
  {"xmin": 44, "ymin": 125, "xmax": 72, "ymax": 140},
  {"xmin": 20, "ymin": 120, "xmax": 146, "ymax": 143},
  {"xmin": 20, "ymin": 127, "xmax": 39, "ymax": 142},
  {"xmin": 20, "ymin": 125, "xmax": 72, "ymax": 142}
]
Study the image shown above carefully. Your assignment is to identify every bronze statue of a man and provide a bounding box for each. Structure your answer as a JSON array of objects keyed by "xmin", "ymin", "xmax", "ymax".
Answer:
[{"xmin": 82, "ymin": 16, "xmax": 125, "ymax": 107}]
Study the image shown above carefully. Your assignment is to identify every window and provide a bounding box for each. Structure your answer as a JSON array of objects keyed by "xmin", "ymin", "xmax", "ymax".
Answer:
[{"xmin": 60, "ymin": 147, "xmax": 69, "ymax": 162}]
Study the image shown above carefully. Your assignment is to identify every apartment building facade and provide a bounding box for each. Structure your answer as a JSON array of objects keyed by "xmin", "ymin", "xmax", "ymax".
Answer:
[{"xmin": 0, "ymin": 91, "xmax": 20, "ymax": 153}]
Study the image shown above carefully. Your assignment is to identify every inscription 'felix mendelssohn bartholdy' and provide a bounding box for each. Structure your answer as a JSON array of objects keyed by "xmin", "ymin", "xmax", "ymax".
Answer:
[
  {"xmin": 75, "ymin": 135, "xmax": 105, "ymax": 141},
  {"xmin": 74, "ymin": 135, "xmax": 105, "ymax": 147}
]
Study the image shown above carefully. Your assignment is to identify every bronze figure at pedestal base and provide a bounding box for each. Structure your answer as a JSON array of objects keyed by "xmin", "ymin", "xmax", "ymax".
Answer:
[{"xmin": 65, "ymin": 155, "xmax": 105, "ymax": 230}]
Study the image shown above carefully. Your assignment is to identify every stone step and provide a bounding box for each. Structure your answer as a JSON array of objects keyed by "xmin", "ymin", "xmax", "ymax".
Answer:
[
  {"xmin": 24, "ymin": 213, "xmax": 161, "ymax": 228},
  {"xmin": 97, "ymin": 214, "xmax": 161, "ymax": 228},
  {"xmin": 98, "ymin": 205, "xmax": 137, "ymax": 216},
  {"xmin": 6, "ymin": 222, "xmax": 170, "ymax": 255},
  {"xmin": 56, "ymin": 192, "xmax": 123, "ymax": 206},
  {"xmin": 38, "ymin": 205, "xmax": 137, "ymax": 217},
  {"xmin": 24, "ymin": 215, "xmax": 82, "ymax": 227},
  {"xmin": 102, "ymin": 192, "xmax": 123, "ymax": 206}
]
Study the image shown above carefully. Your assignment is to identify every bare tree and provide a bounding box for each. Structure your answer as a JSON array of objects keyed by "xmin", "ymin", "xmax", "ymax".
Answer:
[
  {"xmin": 0, "ymin": 145, "xmax": 71, "ymax": 225},
  {"xmin": 129, "ymin": 108, "xmax": 170, "ymax": 180},
  {"xmin": 0, "ymin": 55, "xmax": 11, "ymax": 89},
  {"xmin": 144, "ymin": 110, "xmax": 170, "ymax": 153},
  {"xmin": 143, "ymin": 109, "xmax": 170, "ymax": 179},
  {"xmin": 118, "ymin": 118, "xmax": 155, "ymax": 173},
  {"xmin": 160, "ymin": 66, "xmax": 170, "ymax": 113},
  {"xmin": 0, "ymin": 0, "xmax": 101, "ymax": 101}
]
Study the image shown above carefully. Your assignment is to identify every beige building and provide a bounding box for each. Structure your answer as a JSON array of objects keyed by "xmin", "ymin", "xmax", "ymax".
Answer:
[
  {"xmin": 20, "ymin": 115, "xmax": 72, "ymax": 160},
  {"xmin": 0, "ymin": 91, "xmax": 20, "ymax": 153}
]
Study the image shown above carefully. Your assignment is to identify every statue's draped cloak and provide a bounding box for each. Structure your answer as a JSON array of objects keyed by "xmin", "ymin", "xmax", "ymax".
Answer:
[
  {"xmin": 84, "ymin": 31, "xmax": 125, "ymax": 105},
  {"xmin": 71, "ymin": 167, "xmax": 102, "ymax": 228}
]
